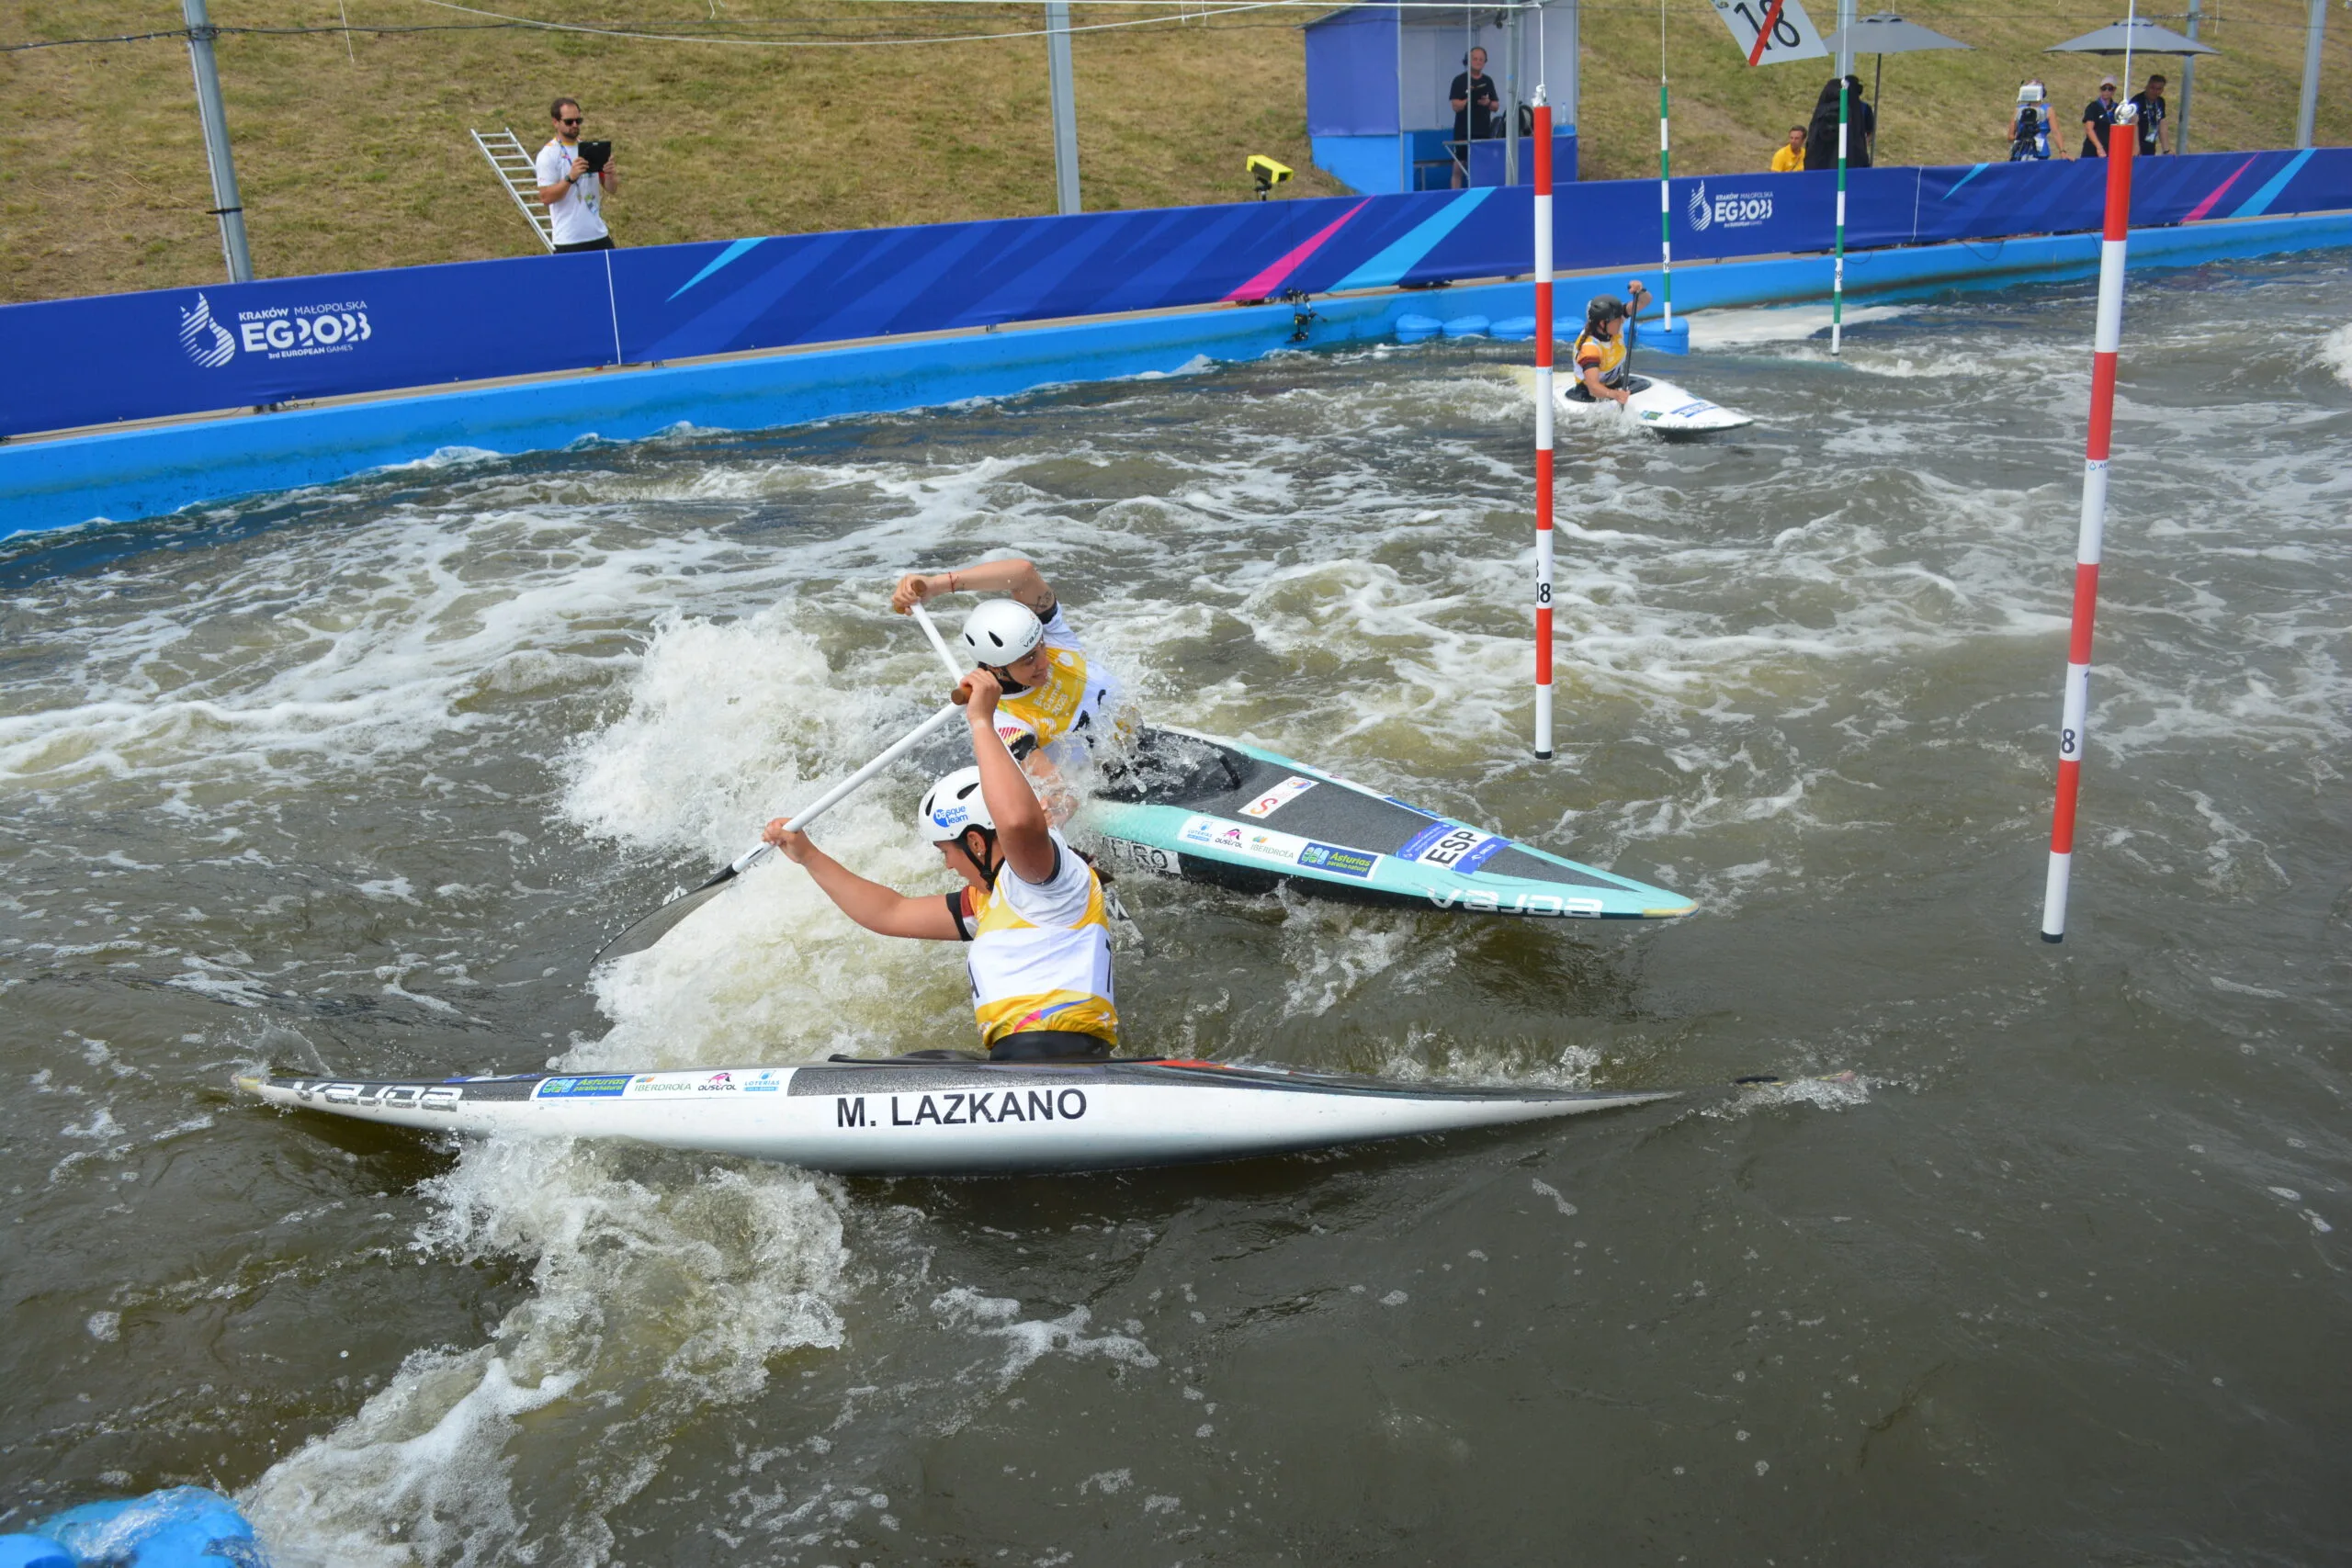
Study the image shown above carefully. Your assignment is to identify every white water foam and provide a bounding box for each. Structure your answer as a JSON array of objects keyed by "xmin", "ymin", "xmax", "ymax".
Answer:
[
  {"xmin": 1686, "ymin": 303, "xmax": 1916, "ymax": 351},
  {"xmin": 2316, "ymin": 322, "xmax": 2352, "ymax": 389},
  {"xmin": 246, "ymin": 1137, "xmax": 849, "ymax": 1567}
]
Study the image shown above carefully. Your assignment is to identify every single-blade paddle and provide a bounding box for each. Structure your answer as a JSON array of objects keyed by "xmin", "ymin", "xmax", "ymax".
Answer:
[{"xmin": 595, "ymin": 700, "xmax": 964, "ymax": 964}]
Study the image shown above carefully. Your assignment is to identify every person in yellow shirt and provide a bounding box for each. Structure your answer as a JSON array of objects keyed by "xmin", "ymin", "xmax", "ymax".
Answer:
[
  {"xmin": 762, "ymin": 667, "xmax": 1119, "ymax": 1061},
  {"xmin": 1770, "ymin": 125, "xmax": 1806, "ymax": 174}
]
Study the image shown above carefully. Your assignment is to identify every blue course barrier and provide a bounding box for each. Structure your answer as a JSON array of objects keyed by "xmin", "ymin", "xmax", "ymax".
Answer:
[
  {"xmin": 2, "ymin": 149, "xmax": 2344, "ymax": 441},
  {"xmin": 6, "ymin": 209, "xmax": 2347, "ymax": 544}
]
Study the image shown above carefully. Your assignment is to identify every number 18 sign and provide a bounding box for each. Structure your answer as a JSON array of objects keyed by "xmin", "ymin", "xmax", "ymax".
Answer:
[{"xmin": 1710, "ymin": 0, "xmax": 1827, "ymax": 65}]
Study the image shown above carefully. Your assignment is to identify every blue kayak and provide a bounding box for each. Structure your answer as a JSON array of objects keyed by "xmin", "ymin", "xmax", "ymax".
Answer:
[{"xmin": 1079, "ymin": 727, "xmax": 1693, "ymax": 921}]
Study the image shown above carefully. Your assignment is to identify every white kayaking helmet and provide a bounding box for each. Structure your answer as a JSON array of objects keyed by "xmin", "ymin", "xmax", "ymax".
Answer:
[
  {"xmin": 917, "ymin": 766, "xmax": 994, "ymax": 843},
  {"xmin": 960, "ymin": 600, "xmax": 1045, "ymax": 667}
]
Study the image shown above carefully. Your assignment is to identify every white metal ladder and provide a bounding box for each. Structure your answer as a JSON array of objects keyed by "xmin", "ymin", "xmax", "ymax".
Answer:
[{"xmin": 470, "ymin": 127, "xmax": 556, "ymax": 252}]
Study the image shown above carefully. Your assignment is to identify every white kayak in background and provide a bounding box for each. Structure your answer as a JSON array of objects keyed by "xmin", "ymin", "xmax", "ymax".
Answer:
[
  {"xmin": 238, "ymin": 1059, "xmax": 1675, "ymax": 1177},
  {"xmin": 1523, "ymin": 368, "xmax": 1756, "ymax": 435}
]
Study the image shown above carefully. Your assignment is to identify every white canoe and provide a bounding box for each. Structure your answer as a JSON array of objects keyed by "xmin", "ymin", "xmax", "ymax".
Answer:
[
  {"xmin": 1555, "ymin": 373, "xmax": 1756, "ymax": 434},
  {"xmin": 238, "ymin": 1059, "xmax": 1675, "ymax": 1177}
]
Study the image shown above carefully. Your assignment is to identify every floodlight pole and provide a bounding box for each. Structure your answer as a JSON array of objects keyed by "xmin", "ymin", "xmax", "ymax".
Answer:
[
  {"xmin": 182, "ymin": 0, "xmax": 254, "ymax": 283},
  {"xmin": 2296, "ymin": 0, "xmax": 2326, "ymax": 150},
  {"xmin": 2177, "ymin": 0, "xmax": 2201, "ymax": 153},
  {"xmin": 1046, "ymin": 0, "xmax": 1080, "ymax": 214}
]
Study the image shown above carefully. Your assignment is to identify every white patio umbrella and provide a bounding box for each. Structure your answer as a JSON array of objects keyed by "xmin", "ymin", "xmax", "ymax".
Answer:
[
  {"xmin": 2046, "ymin": 17, "xmax": 2219, "ymax": 55},
  {"xmin": 2048, "ymin": 17, "xmax": 2219, "ymax": 152}
]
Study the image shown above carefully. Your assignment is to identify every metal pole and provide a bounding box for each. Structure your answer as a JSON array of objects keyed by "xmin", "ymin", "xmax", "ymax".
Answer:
[
  {"xmin": 1565, "ymin": 0, "xmax": 1580, "ymax": 147},
  {"xmin": 182, "ymin": 0, "xmax": 253, "ymax": 283},
  {"xmin": 2296, "ymin": 0, "xmax": 2326, "ymax": 151},
  {"xmin": 2177, "ymin": 0, "xmax": 2200, "ymax": 153},
  {"xmin": 1046, "ymin": 0, "xmax": 1080, "ymax": 214},
  {"xmin": 1505, "ymin": 6, "xmax": 1521, "ymax": 187},
  {"xmin": 1829, "ymin": 0, "xmax": 1854, "ymax": 356},
  {"xmin": 1532, "ymin": 92, "xmax": 1556, "ymax": 761},
  {"xmin": 2041, "ymin": 115, "xmax": 2136, "ymax": 943}
]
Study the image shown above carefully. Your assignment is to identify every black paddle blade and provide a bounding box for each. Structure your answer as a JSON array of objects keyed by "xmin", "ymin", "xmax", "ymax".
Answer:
[{"xmin": 594, "ymin": 865, "xmax": 742, "ymax": 965}]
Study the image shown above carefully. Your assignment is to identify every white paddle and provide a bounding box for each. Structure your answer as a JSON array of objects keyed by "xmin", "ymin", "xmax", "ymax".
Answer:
[
  {"xmin": 595, "ymin": 701, "xmax": 963, "ymax": 964},
  {"xmin": 908, "ymin": 599, "xmax": 1151, "ymax": 954}
]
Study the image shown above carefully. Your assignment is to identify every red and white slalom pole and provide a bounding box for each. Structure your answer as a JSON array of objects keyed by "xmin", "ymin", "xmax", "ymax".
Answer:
[
  {"xmin": 2041, "ymin": 110, "xmax": 2137, "ymax": 942},
  {"xmin": 1532, "ymin": 93, "xmax": 1556, "ymax": 761}
]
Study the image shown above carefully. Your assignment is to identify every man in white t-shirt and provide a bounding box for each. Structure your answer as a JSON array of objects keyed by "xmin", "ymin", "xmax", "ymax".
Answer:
[{"xmin": 534, "ymin": 96, "xmax": 618, "ymax": 252}]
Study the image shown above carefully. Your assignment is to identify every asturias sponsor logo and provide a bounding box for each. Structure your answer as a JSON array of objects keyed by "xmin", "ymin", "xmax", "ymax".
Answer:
[
  {"xmin": 178, "ymin": 292, "xmax": 375, "ymax": 368},
  {"xmin": 1686, "ymin": 181, "xmax": 1773, "ymax": 232}
]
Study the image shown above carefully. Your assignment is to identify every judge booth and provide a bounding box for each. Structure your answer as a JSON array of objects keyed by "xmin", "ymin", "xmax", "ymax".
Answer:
[{"xmin": 1304, "ymin": 1, "xmax": 1579, "ymax": 195}]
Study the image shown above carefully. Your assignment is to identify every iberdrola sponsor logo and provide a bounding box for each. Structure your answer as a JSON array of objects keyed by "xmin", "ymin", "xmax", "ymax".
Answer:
[
  {"xmin": 175, "ymin": 290, "xmax": 376, "ymax": 367},
  {"xmin": 179, "ymin": 293, "xmax": 235, "ymax": 367}
]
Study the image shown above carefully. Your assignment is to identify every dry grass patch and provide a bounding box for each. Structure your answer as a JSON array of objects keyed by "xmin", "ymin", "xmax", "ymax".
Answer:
[{"xmin": 0, "ymin": 0, "xmax": 2345, "ymax": 303}]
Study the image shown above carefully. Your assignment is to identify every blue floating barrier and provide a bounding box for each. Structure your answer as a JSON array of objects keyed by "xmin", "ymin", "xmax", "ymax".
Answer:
[
  {"xmin": 0, "ymin": 1535, "xmax": 74, "ymax": 1568},
  {"xmin": 39, "ymin": 1487, "xmax": 264, "ymax": 1567},
  {"xmin": 1441, "ymin": 315, "xmax": 1491, "ymax": 339},
  {"xmin": 1395, "ymin": 314, "xmax": 1443, "ymax": 343},
  {"xmin": 1636, "ymin": 318, "xmax": 1692, "ymax": 355},
  {"xmin": 1490, "ymin": 316, "xmax": 1538, "ymax": 342}
]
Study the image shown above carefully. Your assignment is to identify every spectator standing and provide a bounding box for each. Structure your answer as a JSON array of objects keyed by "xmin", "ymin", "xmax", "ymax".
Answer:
[
  {"xmin": 2128, "ymin": 73, "xmax": 2172, "ymax": 154},
  {"xmin": 1770, "ymin": 125, "xmax": 1806, "ymax": 173},
  {"xmin": 1804, "ymin": 76, "xmax": 1874, "ymax": 171},
  {"xmin": 2009, "ymin": 80, "xmax": 2053, "ymax": 161},
  {"xmin": 535, "ymin": 96, "xmax": 619, "ymax": 252},
  {"xmin": 2080, "ymin": 77, "xmax": 2119, "ymax": 159},
  {"xmin": 1447, "ymin": 48, "xmax": 1501, "ymax": 188}
]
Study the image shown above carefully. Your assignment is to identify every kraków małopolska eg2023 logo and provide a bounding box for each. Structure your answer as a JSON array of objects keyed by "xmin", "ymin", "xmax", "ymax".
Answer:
[
  {"xmin": 176, "ymin": 291, "xmax": 374, "ymax": 369},
  {"xmin": 1685, "ymin": 181, "xmax": 1773, "ymax": 232}
]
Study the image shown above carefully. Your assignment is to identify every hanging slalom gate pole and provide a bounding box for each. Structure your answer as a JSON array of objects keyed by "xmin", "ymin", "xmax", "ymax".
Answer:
[
  {"xmin": 1532, "ymin": 91, "xmax": 1556, "ymax": 762},
  {"xmin": 2040, "ymin": 107, "xmax": 2137, "ymax": 943},
  {"xmin": 1657, "ymin": 1, "xmax": 1674, "ymax": 331},
  {"xmin": 1830, "ymin": 0, "xmax": 1854, "ymax": 355},
  {"xmin": 1831, "ymin": 79, "xmax": 1848, "ymax": 354}
]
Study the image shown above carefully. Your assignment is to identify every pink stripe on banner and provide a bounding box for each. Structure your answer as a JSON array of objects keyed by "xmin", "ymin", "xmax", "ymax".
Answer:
[
  {"xmin": 1224, "ymin": 199, "xmax": 1371, "ymax": 301},
  {"xmin": 2183, "ymin": 157, "xmax": 2258, "ymax": 222}
]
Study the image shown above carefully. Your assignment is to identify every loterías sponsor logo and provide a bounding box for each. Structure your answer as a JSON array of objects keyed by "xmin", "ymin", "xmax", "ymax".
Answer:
[
  {"xmin": 1685, "ymin": 181, "xmax": 1773, "ymax": 232},
  {"xmin": 175, "ymin": 291, "xmax": 375, "ymax": 368}
]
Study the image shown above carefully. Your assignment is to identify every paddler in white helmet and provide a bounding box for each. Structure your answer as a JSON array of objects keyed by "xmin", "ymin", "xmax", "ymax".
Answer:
[
  {"xmin": 889, "ymin": 558, "xmax": 1124, "ymax": 779},
  {"xmin": 760, "ymin": 664, "xmax": 1118, "ymax": 1061}
]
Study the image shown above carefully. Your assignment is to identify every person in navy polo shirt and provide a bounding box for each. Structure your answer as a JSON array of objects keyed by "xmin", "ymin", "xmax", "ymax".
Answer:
[
  {"xmin": 2080, "ymin": 77, "xmax": 2120, "ymax": 159},
  {"xmin": 2128, "ymin": 73, "xmax": 2172, "ymax": 155}
]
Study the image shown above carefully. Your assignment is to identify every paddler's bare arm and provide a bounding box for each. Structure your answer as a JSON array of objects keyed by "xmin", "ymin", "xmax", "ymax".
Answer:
[
  {"xmin": 956, "ymin": 667, "xmax": 1057, "ymax": 886},
  {"xmin": 891, "ymin": 558, "xmax": 1056, "ymax": 617},
  {"xmin": 761, "ymin": 823, "xmax": 961, "ymax": 939}
]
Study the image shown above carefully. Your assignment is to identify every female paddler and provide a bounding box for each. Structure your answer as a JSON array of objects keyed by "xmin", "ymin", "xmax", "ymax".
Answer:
[
  {"xmin": 760, "ymin": 665, "xmax": 1120, "ymax": 1063},
  {"xmin": 888, "ymin": 558, "xmax": 1124, "ymax": 775}
]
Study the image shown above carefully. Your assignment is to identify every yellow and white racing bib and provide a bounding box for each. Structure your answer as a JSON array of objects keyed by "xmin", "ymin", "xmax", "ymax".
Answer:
[{"xmin": 963, "ymin": 827, "xmax": 1118, "ymax": 1051}]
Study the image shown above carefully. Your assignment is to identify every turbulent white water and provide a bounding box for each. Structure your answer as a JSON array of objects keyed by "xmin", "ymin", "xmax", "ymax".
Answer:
[{"xmin": 3, "ymin": 256, "xmax": 2349, "ymax": 1565}]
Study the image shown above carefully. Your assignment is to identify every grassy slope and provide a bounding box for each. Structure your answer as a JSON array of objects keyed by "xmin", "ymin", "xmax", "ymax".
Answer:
[{"xmin": 1, "ymin": 0, "xmax": 2346, "ymax": 303}]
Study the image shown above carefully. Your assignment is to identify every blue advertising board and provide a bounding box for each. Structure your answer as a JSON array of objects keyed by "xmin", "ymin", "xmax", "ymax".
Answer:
[{"xmin": 2, "ymin": 148, "xmax": 2343, "ymax": 440}]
